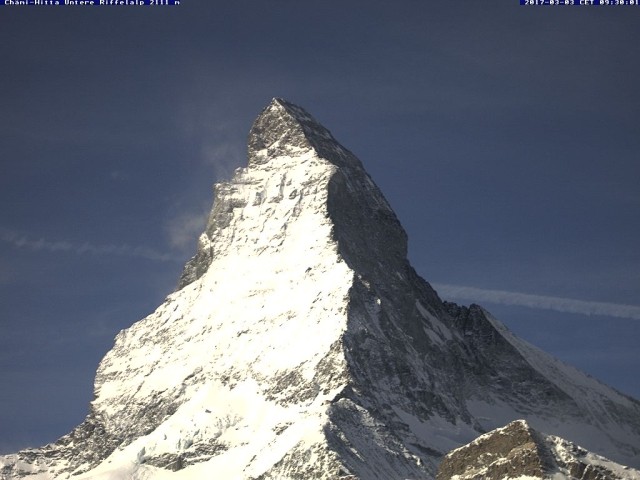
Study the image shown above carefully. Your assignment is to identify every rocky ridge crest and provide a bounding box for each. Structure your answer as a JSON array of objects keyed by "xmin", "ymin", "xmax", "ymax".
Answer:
[{"xmin": 437, "ymin": 420, "xmax": 640, "ymax": 480}]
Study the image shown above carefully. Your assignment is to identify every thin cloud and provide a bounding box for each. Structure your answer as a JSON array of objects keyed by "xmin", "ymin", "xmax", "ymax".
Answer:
[
  {"xmin": 432, "ymin": 283, "xmax": 640, "ymax": 321},
  {"xmin": 201, "ymin": 137, "xmax": 245, "ymax": 181},
  {"xmin": 165, "ymin": 209, "xmax": 208, "ymax": 251},
  {"xmin": 0, "ymin": 230, "xmax": 182, "ymax": 263},
  {"xmin": 175, "ymin": 101, "xmax": 246, "ymax": 181}
]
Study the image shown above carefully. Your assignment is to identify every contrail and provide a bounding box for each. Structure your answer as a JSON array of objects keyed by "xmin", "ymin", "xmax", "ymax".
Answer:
[
  {"xmin": 5, "ymin": 229, "xmax": 638, "ymax": 319},
  {"xmin": 432, "ymin": 283, "xmax": 640, "ymax": 321},
  {"xmin": 0, "ymin": 230, "xmax": 182, "ymax": 263}
]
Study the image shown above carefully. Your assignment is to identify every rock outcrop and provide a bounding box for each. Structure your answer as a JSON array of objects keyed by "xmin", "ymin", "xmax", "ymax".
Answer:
[{"xmin": 437, "ymin": 419, "xmax": 640, "ymax": 480}]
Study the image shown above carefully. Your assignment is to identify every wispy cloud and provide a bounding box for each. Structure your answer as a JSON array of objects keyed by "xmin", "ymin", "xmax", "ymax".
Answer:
[
  {"xmin": 200, "ymin": 135, "xmax": 245, "ymax": 181},
  {"xmin": 176, "ymin": 100, "xmax": 246, "ymax": 181},
  {"xmin": 165, "ymin": 209, "xmax": 208, "ymax": 251},
  {"xmin": 432, "ymin": 283, "xmax": 640, "ymax": 321},
  {"xmin": 0, "ymin": 230, "xmax": 182, "ymax": 263}
]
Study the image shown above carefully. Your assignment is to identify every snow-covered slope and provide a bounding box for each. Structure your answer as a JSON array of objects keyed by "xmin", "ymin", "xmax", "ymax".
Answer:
[
  {"xmin": 437, "ymin": 419, "xmax": 640, "ymax": 480},
  {"xmin": 2, "ymin": 99, "xmax": 640, "ymax": 480}
]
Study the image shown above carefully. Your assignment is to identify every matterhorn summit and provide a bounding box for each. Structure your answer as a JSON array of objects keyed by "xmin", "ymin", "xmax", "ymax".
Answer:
[{"xmin": 2, "ymin": 98, "xmax": 640, "ymax": 479}]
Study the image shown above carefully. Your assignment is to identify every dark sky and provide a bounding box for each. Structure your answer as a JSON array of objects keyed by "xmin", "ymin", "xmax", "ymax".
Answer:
[{"xmin": 1, "ymin": 1, "xmax": 639, "ymax": 453}]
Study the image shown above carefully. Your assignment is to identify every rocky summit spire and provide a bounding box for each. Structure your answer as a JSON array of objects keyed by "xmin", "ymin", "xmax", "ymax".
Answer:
[
  {"xmin": 247, "ymin": 98, "xmax": 360, "ymax": 168},
  {"xmin": 2, "ymin": 99, "xmax": 640, "ymax": 480},
  {"xmin": 177, "ymin": 97, "xmax": 403, "ymax": 290}
]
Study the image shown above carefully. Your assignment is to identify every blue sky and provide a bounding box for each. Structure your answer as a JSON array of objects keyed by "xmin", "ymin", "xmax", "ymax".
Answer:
[{"xmin": 1, "ymin": 2, "xmax": 639, "ymax": 453}]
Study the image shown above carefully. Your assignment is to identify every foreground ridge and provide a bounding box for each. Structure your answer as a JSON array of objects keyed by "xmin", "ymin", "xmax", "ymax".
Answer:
[
  {"xmin": 437, "ymin": 420, "xmax": 640, "ymax": 480},
  {"xmin": 2, "ymin": 99, "xmax": 640, "ymax": 479}
]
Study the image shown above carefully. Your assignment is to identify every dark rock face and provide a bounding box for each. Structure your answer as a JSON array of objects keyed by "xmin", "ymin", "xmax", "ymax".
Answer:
[{"xmin": 443, "ymin": 302, "xmax": 579, "ymax": 411}]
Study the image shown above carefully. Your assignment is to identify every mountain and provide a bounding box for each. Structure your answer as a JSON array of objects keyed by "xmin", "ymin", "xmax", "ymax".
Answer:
[
  {"xmin": 1, "ymin": 98, "xmax": 639, "ymax": 480},
  {"xmin": 437, "ymin": 419, "xmax": 640, "ymax": 480}
]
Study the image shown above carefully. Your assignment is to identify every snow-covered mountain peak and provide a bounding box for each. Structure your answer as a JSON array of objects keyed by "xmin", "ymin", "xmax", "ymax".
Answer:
[
  {"xmin": 178, "ymin": 98, "xmax": 401, "ymax": 290},
  {"xmin": 2, "ymin": 99, "xmax": 640, "ymax": 480}
]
